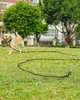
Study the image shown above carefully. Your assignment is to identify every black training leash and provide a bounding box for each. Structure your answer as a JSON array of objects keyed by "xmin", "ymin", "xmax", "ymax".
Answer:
[
  {"xmin": 18, "ymin": 58, "xmax": 72, "ymax": 78},
  {"xmin": 8, "ymin": 45, "xmax": 79, "ymax": 79}
]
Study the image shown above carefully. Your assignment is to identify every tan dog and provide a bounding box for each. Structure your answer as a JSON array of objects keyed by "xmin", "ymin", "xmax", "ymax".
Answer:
[{"xmin": 3, "ymin": 32, "xmax": 25, "ymax": 54}]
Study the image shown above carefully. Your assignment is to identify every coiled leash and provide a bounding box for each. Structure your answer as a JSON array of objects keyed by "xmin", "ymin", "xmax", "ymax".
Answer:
[
  {"xmin": 9, "ymin": 45, "xmax": 79, "ymax": 79},
  {"xmin": 18, "ymin": 58, "xmax": 72, "ymax": 78}
]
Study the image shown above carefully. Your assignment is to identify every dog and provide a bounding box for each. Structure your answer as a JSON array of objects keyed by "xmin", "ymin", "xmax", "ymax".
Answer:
[{"xmin": 3, "ymin": 32, "xmax": 25, "ymax": 54}]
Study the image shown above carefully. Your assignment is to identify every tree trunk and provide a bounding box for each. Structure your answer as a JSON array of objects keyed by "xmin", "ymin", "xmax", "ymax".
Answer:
[
  {"xmin": 36, "ymin": 34, "xmax": 41, "ymax": 46},
  {"xmin": 65, "ymin": 35, "xmax": 72, "ymax": 47}
]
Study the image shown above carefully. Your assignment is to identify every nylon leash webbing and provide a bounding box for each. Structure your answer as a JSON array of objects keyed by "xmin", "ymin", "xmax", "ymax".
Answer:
[{"xmin": 9, "ymin": 45, "xmax": 79, "ymax": 79}]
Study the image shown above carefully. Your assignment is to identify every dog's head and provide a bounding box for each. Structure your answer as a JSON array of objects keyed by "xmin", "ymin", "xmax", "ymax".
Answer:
[{"xmin": 3, "ymin": 34, "xmax": 12, "ymax": 42}]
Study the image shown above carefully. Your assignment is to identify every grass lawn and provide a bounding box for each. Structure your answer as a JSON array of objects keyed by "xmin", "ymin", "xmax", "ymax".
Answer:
[{"xmin": 0, "ymin": 46, "xmax": 80, "ymax": 100}]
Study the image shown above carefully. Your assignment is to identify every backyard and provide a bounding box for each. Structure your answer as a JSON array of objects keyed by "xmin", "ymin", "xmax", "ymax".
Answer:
[{"xmin": 0, "ymin": 46, "xmax": 80, "ymax": 100}]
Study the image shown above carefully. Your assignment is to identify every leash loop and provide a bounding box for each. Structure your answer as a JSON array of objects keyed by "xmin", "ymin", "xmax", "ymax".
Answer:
[{"xmin": 8, "ymin": 45, "xmax": 79, "ymax": 79}]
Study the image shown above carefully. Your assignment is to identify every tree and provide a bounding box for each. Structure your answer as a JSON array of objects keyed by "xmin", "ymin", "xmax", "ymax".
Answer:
[
  {"xmin": 75, "ymin": 24, "xmax": 80, "ymax": 38},
  {"xmin": 32, "ymin": 19, "xmax": 48, "ymax": 44},
  {"xmin": 41, "ymin": 0, "xmax": 80, "ymax": 46},
  {"xmin": 3, "ymin": 1, "xmax": 47, "ymax": 40}
]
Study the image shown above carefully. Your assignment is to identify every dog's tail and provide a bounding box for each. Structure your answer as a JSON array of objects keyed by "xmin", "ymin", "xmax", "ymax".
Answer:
[{"xmin": 16, "ymin": 32, "xmax": 21, "ymax": 37}]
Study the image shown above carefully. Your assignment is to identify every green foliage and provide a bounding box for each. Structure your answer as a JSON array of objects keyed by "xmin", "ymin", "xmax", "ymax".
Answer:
[
  {"xmin": 41, "ymin": 0, "xmax": 80, "ymax": 46},
  {"xmin": 42, "ymin": 0, "xmax": 80, "ymax": 25},
  {"xmin": 3, "ymin": 2, "xmax": 47, "ymax": 38},
  {"xmin": 75, "ymin": 24, "xmax": 80, "ymax": 35}
]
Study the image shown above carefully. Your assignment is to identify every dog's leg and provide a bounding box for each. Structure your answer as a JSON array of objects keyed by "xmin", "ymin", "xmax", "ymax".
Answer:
[
  {"xmin": 19, "ymin": 47, "xmax": 21, "ymax": 53},
  {"xmin": 9, "ymin": 48, "xmax": 13, "ymax": 55}
]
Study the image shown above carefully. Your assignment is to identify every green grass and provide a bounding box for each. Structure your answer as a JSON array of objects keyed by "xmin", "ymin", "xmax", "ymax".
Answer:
[{"xmin": 0, "ymin": 46, "xmax": 80, "ymax": 100}]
